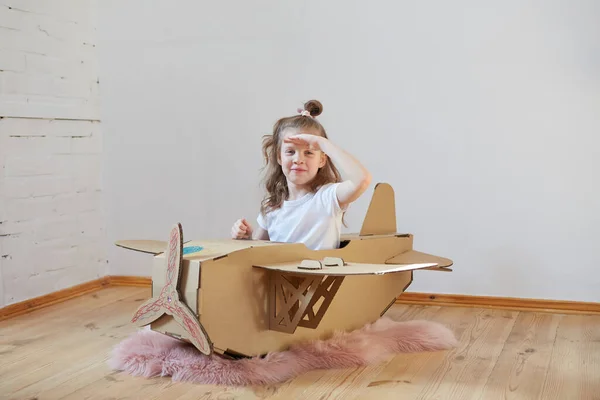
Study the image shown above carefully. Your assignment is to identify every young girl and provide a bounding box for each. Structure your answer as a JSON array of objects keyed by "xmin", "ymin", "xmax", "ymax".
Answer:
[{"xmin": 231, "ymin": 99, "xmax": 372, "ymax": 250}]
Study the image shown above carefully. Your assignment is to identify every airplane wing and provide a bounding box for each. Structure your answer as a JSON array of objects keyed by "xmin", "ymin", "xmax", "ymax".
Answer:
[
  {"xmin": 115, "ymin": 240, "xmax": 204, "ymax": 258},
  {"xmin": 253, "ymin": 258, "xmax": 438, "ymax": 276},
  {"xmin": 115, "ymin": 240, "xmax": 168, "ymax": 255},
  {"xmin": 116, "ymin": 238, "xmax": 277, "ymax": 260},
  {"xmin": 253, "ymin": 256, "xmax": 437, "ymax": 335},
  {"xmin": 386, "ymin": 250, "xmax": 453, "ymax": 271}
]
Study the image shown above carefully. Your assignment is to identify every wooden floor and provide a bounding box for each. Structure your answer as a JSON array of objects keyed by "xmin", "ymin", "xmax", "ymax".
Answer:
[{"xmin": 1, "ymin": 287, "xmax": 599, "ymax": 400}]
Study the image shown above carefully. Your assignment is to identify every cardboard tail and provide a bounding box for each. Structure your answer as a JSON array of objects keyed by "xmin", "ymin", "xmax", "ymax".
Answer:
[
  {"xmin": 360, "ymin": 183, "xmax": 397, "ymax": 236},
  {"xmin": 361, "ymin": 183, "xmax": 453, "ymax": 272}
]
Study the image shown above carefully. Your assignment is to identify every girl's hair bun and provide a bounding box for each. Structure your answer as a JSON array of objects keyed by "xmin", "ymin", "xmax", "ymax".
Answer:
[{"xmin": 303, "ymin": 100, "xmax": 323, "ymax": 117}]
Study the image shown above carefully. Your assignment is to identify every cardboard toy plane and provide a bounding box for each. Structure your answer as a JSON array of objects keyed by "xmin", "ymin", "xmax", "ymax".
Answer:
[{"xmin": 116, "ymin": 183, "xmax": 453, "ymax": 358}]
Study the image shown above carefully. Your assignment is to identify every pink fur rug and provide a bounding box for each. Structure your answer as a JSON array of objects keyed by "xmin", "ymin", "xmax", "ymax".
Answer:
[{"xmin": 108, "ymin": 317, "xmax": 457, "ymax": 386}]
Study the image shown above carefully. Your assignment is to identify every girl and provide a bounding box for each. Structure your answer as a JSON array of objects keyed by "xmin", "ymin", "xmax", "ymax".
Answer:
[{"xmin": 231, "ymin": 99, "xmax": 372, "ymax": 250}]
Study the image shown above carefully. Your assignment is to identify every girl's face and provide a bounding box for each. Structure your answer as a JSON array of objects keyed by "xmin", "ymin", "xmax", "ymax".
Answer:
[{"xmin": 278, "ymin": 128, "xmax": 327, "ymax": 188}]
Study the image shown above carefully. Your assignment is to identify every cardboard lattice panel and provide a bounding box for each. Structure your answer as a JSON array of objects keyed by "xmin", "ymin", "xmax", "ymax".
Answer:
[{"xmin": 269, "ymin": 272, "xmax": 345, "ymax": 334}]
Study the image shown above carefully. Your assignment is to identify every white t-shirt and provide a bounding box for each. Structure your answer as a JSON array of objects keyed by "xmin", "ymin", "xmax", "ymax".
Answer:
[{"xmin": 257, "ymin": 183, "xmax": 347, "ymax": 250}]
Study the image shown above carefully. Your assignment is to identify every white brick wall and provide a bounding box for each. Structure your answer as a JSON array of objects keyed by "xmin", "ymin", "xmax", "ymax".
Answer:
[
  {"xmin": 0, "ymin": 1, "xmax": 100, "ymax": 120},
  {"xmin": 0, "ymin": 1, "xmax": 105, "ymax": 307}
]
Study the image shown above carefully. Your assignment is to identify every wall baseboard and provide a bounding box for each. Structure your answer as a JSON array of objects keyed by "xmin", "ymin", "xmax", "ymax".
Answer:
[
  {"xmin": 2, "ymin": 276, "xmax": 599, "ymax": 321},
  {"xmin": 396, "ymin": 292, "xmax": 600, "ymax": 315},
  {"xmin": 0, "ymin": 277, "xmax": 111, "ymax": 321},
  {"xmin": 108, "ymin": 275, "xmax": 152, "ymax": 287},
  {"xmin": 0, "ymin": 275, "xmax": 151, "ymax": 321}
]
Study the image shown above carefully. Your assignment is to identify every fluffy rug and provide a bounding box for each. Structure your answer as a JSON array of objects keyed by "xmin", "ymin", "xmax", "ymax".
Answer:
[{"xmin": 108, "ymin": 317, "xmax": 457, "ymax": 386}]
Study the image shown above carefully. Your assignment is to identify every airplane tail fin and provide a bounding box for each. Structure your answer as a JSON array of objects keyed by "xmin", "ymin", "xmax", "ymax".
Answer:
[{"xmin": 359, "ymin": 182, "xmax": 397, "ymax": 236}]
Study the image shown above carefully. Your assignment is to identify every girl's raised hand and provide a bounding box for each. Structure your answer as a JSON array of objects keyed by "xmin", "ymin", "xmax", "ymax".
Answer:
[{"xmin": 284, "ymin": 134, "xmax": 325, "ymax": 151}]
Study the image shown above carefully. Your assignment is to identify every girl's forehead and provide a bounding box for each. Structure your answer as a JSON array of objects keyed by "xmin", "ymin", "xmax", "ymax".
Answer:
[{"xmin": 281, "ymin": 127, "xmax": 320, "ymax": 138}]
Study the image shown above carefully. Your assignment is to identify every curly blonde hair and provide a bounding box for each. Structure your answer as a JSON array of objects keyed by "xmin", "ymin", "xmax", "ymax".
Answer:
[{"xmin": 259, "ymin": 99, "xmax": 342, "ymax": 216}]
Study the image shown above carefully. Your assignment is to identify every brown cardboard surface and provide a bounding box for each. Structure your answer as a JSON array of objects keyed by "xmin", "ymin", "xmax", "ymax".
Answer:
[
  {"xmin": 115, "ymin": 238, "xmax": 276, "ymax": 260},
  {"xmin": 340, "ymin": 232, "xmax": 409, "ymax": 241},
  {"xmin": 180, "ymin": 239, "xmax": 277, "ymax": 261},
  {"xmin": 387, "ymin": 250, "xmax": 453, "ymax": 269},
  {"xmin": 254, "ymin": 260, "xmax": 437, "ymax": 275},
  {"xmin": 198, "ymin": 236, "xmax": 415, "ymax": 356},
  {"xmin": 359, "ymin": 182, "xmax": 396, "ymax": 236}
]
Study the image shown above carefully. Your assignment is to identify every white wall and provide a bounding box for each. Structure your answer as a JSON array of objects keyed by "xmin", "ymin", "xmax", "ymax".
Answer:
[
  {"xmin": 0, "ymin": 1, "xmax": 106, "ymax": 307},
  {"xmin": 97, "ymin": 1, "xmax": 600, "ymax": 302},
  {"xmin": 96, "ymin": 1, "xmax": 301, "ymax": 277}
]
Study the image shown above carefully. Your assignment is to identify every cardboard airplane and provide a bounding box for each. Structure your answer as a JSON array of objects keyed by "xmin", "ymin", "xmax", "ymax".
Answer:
[{"xmin": 115, "ymin": 182, "xmax": 453, "ymax": 358}]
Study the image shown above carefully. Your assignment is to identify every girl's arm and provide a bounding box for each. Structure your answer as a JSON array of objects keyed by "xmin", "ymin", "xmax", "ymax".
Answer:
[
  {"xmin": 253, "ymin": 226, "xmax": 270, "ymax": 240},
  {"xmin": 285, "ymin": 135, "xmax": 372, "ymax": 208},
  {"xmin": 319, "ymin": 138, "xmax": 372, "ymax": 208}
]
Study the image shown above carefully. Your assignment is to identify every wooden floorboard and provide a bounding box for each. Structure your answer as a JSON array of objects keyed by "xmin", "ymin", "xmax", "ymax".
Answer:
[{"xmin": 0, "ymin": 287, "xmax": 599, "ymax": 400}]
